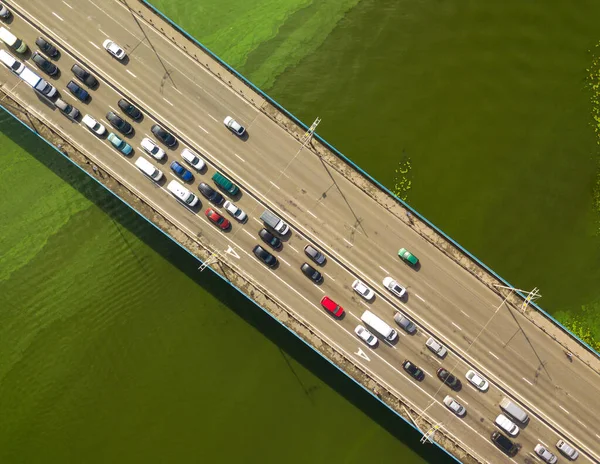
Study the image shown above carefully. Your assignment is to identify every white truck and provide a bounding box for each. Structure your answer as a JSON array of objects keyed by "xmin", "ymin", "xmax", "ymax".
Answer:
[
  {"xmin": 19, "ymin": 66, "xmax": 58, "ymax": 98},
  {"xmin": 260, "ymin": 210, "xmax": 289, "ymax": 235}
]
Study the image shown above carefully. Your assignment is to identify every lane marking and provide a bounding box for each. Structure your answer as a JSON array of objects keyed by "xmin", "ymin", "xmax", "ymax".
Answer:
[
  {"xmin": 355, "ymin": 348, "xmax": 370, "ymax": 361},
  {"xmin": 98, "ymin": 29, "xmax": 108, "ymax": 37},
  {"xmin": 538, "ymin": 440, "xmax": 548, "ymax": 448},
  {"xmin": 414, "ymin": 294, "xmax": 425, "ymax": 302},
  {"xmin": 559, "ymin": 405, "xmax": 570, "ymax": 415},
  {"xmin": 172, "ymin": 87, "xmax": 183, "ymax": 95},
  {"xmin": 455, "ymin": 395, "xmax": 468, "ymax": 405},
  {"xmin": 52, "ymin": 12, "xmax": 64, "ymax": 21},
  {"xmin": 224, "ymin": 246, "xmax": 239, "ymax": 259},
  {"xmin": 108, "ymin": 105, "xmax": 118, "ymax": 113},
  {"xmin": 378, "ymin": 265, "xmax": 389, "ymax": 274},
  {"xmin": 488, "ymin": 351, "xmax": 499, "ymax": 360},
  {"xmin": 162, "ymin": 98, "xmax": 174, "ymax": 107},
  {"xmin": 360, "ymin": 301, "xmax": 370, "ymax": 309},
  {"xmin": 280, "ymin": 170, "xmax": 290, "ymax": 178},
  {"xmin": 287, "ymin": 245, "xmax": 298, "ymax": 253},
  {"xmin": 269, "ymin": 181, "xmax": 280, "ymax": 190},
  {"xmin": 234, "ymin": 153, "xmax": 245, "ymax": 162},
  {"xmin": 313, "ymin": 284, "xmax": 325, "ymax": 293},
  {"xmin": 252, "ymin": 217, "xmax": 262, "ymax": 225},
  {"xmin": 460, "ymin": 310, "xmax": 471, "ymax": 318},
  {"xmin": 424, "ymin": 370, "xmax": 433, "ymax": 378},
  {"xmin": 197, "ymin": 124, "xmax": 209, "ymax": 134},
  {"xmin": 429, "ymin": 355, "xmax": 442, "ymax": 364},
  {"xmin": 62, "ymin": 1, "xmax": 73, "ymax": 8},
  {"xmin": 208, "ymin": 114, "xmax": 219, "ymax": 123},
  {"xmin": 242, "ymin": 230, "xmax": 254, "ymax": 238},
  {"xmin": 576, "ymin": 419, "xmax": 587, "ymax": 428},
  {"xmin": 451, "ymin": 322, "xmax": 462, "ymax": 331},
  {"xmin": 126, "ymin": 69, "xmax": 137, "ymax": 78},
  {"xmin": 278, "ymin": 257, "xmax": 291, "ymax": 267},
  {"xmin": 522, "ymin": 377, "xmax": 534, "ymax": 386},
  {"xmin": 89, "ymin": 41, "xmax": 101, "ymax": 50},
  {"xmin": 343, "ymin": 238, "xmax": 353, "ymax": 247},
  {"xmin": 307, "ymin": 211, "xmax": 318, "ymax": 219},
  {"xmin": 324, "ymin": 273, "xmax": 335, "ymax": 281}
]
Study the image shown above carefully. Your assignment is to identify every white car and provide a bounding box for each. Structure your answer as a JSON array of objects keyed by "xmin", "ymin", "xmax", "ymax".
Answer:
[
  {"xmin": 352, "ymin": 279, "xmax": 375, "ymax": 300},
  {"xmin": 382, "ymin": 276, "xmax": 406, "ymax": 298},
  {"xmin": 354, "ymin": 325, "xmax": 377, "ymax": 347},
  {"xmin": 465, "ymin": 369, "xmax": 489, "ymax": 391},
  {"xmin": 555, "ymin": 439, "xmax": 579, "ymax": 460},
  {"xmin": 141, "ymin": 137, "xmax": 166, "ymax": 160},
  {"xmin": 443, "ymin": 395, "xmax": 465, "ymax": 416},
  {"xmin": 425, "ymin": 337, "xmax": 447, "ymax": 358},
  {"xmin": 223, "ymin": 200, "xmax": 247, "ymax": 222},
  {"xmin": 103, "ymin": 39, "xmax": 126, "ymax": 60},
  {"xmin": 82, "ymin": 114, "xmax": 106, "ymax": 136},
  {"xmin": 223, "ymin": 116, "xmax": 245, "ymax": 136},
  {"xmin": 535, "ymin": 444, "xmax": 558, "ymax": 464},
  {"xmin": 181, "ymin": 148, "xmax": 205, "ymax": 171},
  {"xmin": 495, "ymin": 414, "xmax": 519, "ymax": 436}
]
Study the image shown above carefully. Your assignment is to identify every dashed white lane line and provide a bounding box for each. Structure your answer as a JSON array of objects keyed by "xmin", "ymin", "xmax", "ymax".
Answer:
[
  {"xmin": 522, "ymin": 377, "xmax": 534, "ymax": 386},
  {"xmin": 456, "ymin": 395, "xmax": 468, "ymax": 405},
  {"xmin": 461, "ymin": 310, "xmax": 471, "ymax": 318},
  {"xmin": 280, "ymin": 170, "xmax": 290, "ymax": 178},
  {"xmin": 324, "ymin": 273, "xmax": 335, "ymax": 281},
  {"xmin": 98, "ymin": 29, "xmax": 108, "ymax": 37},
  {"xmin": 576, "ymin": 419, "xmax": 587, "ymax": 428},
  {"xmin": 242, "ymin": 230, "xmax": 254, "ymax": 238},
  {"xmin": 234, "ymin": 153, "xmax": 245, "ymax": 162},
  {"xmin": 269, "ymin": 181, "xmax": 280, "ymax": 190},
  {"xmin": 538, "ymin": 440, "xmax": 548, "ymax": 448},
  {"xmin": 126, "ymin": 69, "xmax": 137, "ymax": 78},
  {"xmin": 162, "ymin": 98, "xmax": 174, "ymax": 107},
  {"xmin": 429, "ymin": 355, "xmax": 442, "ymax": 364},
  {"xmin": 488, "ymin": 351, "xmax": 499, "ymax": 360},
  {"xmin": 307, "ymin": 211, "xmax": 317, "ymax": 219},
  {"xmin": 278, "ymin": 257, "xmax": 291, "ymax": 267},
  {"xmin": 313, "ymin": 284, "xmax": 325, "ymax": 293},
  {"xmin": 108, "ymin": 105, "xmax": 118, "ymax": 113},
  {"xmin": 52, "ymin": 12, "xmax": 64, "ymax": 21},
  {"xmin": 378, "ymin": 265, "xmax": 389, "ymax": 274},
  {"xmin": 62, "ymin": 0, "xmax": 73, "ymax": 8},
  {"xmin": 197, "ymin": 124, "xmax": 209, "ymax": 134},
  {"xmin": 89, "ymin": 41, "xmax": 101, "ymax": 50},
  {"xmin": 424, "ymin": 370, "xmax": 433, "ymax": 378},
  {"xmin": 343, "ymin": 238, "xmax": 353, "ymax": 247},
  {"xmin": 596, "ymin": 434, "xmax": 600, "ymax": 440},
  {"xmin": 252, "ymin": 217, "xmax": 262, "ymax": 225},
  {"xmin": 207, "ymin": 114, "xmax": 219, "ymax": 123},
  {"xmin": 558, "ymin": 405, "xmax": 570, "ymax": 414},
  {"xmin": 288, "ymin": 245, "xmax": 298, "ymax": 253},
  {"xmin": 360, "ymin": 301, "xmax": 370, "ymax": 309},
  {"xmin": 172, "ymin": 87, "xmax": 183, "ymax": 95},
  {"xmin": 451, "ymin": 322, "xmax": 462, "ymax": 331},
  {"xmin": 414, "ymin": 294, "xmax": 426, "ymax": 302}
]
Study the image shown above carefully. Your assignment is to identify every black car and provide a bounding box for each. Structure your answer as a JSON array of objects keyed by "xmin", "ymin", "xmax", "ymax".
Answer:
[
  {"xmin": 253, "ymin": 245, "xmax": 277, "ymax": 267},
  {"xmin": 259, "ymin": 228, "xmax": 281, "ymax": 249},
  {"xmin": 118, "ymin": 99, "xmax": 142, "ymax": 120},
  {"xmin": 197, "ymin": 182, "xmax": 224, "ymax": 205},
  {"xmin": 301, "ymin": 263, "xmax": 323, "ymax": 283},
  {"xmin": 151, "ymin": 124, "xmax": 176, "ymax": 147},
  {"xmin": 106, "ymin": 111, "xmax": 133, "ymax": 135},
  {"xmin": 491, "ymin": 431, "xmax": 520, "ymax": 457},
  {"xmin": 436, "ymin": 368, "xmax": 462, "ymax": 391},
  {"xmin": 32, "ymin": 51, "xmax": 58, "ymax": 76},
  {"xmin": 402, "ymin": 360, "xmax": 425, "ymax": 381},
  {"xmin": 35, "ymin": 37, "xmax": 58, "ymax": 58},
  {"xmin": 304, "ymin": 245, "xmax": 326, "ymax": 265},
  {"xmin": 66, "ymin": 80, "xmax": 89, "ymax": 102},
  {"xmin": 71, "ymin": 64, "xmax": 98, "ymax": 88}
]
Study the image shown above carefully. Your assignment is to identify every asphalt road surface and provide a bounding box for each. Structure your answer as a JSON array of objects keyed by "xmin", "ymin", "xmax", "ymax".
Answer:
[{"xmin": 1, "ymin": 1, "xmax": 599, "ymax": 462}]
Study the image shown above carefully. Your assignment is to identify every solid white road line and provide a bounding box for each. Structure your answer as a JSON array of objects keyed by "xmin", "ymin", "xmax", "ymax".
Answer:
[
  {"xmin": 89, "ymin": 41, "xmax": 101, "ymax": 50},
  {"xmin": 126, "ymin": 69, "xmax": 137, "ymax": 78},
  {"xmin": 378, "ymin": 265, "xmax": 389, "ymax": 274},
  {"xmin": 522, "ymin": 377, "xmax": 534, "ymax": 386},
  {"xmin": 52, "ymin": 12, "xmax": 64, "ymax": 21}
]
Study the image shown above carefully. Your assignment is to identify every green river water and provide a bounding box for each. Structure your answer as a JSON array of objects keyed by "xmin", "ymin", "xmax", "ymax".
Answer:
[{"xmin": 2, "ymin": 0, "xmax": 600, "ymax": 462}]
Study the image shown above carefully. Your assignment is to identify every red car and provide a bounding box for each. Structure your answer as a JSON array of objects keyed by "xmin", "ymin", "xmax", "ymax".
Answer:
[
  {"xmin": 320, "ymin": 296, "xmax": 344, "ymax": 317},
  {"xmin": 205, "ymin": 208, "xmax": 230, "ymax": 230}
]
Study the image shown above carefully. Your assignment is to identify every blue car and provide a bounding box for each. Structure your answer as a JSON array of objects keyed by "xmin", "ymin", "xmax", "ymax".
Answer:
[
  {"xmin": 108, "ymin": 133, "xmax": 133, "ymax": 155},
  {"xmin": 170, "ymin": 161, "xmax": 193, "ymax": 182},
  {"xmin": 67, "ymin": 80, "xmax": 89, "ymax": 101}
]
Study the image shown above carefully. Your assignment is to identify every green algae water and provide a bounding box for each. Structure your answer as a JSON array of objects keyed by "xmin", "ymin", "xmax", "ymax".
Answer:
[{"xmin": 3, "ymin": 0, "xmax": 600, "ymax": 462}]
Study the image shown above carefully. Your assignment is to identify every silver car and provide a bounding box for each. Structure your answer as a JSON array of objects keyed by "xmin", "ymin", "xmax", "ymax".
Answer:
[
  {"xmin": 534, "ymin": 444, "xmax": 558, "ymax": 464},
  {"xmin": 393, "ymin": 312, "xmax": 416, "ymax": 334},
  {"xmin": 556, "ymin": 439, "xmax": 579, "ymax": 460},
  {"xmin": 55, "ymin": 98, "xmax": 79, "ymax": 119},
  {"xmin": 443, "ymin": 395, "xmax": 466, "ymax": 416},
  {"xmin": 425, "ymin": 337, "xmax": 447, "ymax": 358}
]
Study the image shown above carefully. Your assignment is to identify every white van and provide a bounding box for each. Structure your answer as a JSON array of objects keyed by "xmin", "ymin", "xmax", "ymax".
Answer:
[
  {"xmin": 499, "ymin": 397, "xmax": 529, "ymax": 424},
  {"xmin": 361, "ymin": 310, "xmax": 397, "ymax": 342},
  {"xmin": 0, "ymin": 49, "xmax": 24, "ymax": 74},
  {"xmin": 167, "ymin": 180, "xmax": 198, "ymax": 207},
  {"xmin": 0, "ymin": 27, "xmax": 28, "ymax": 53},
  {"xmin": 135, "ymin": 156, "xmax": 163, "ymax": 182}
]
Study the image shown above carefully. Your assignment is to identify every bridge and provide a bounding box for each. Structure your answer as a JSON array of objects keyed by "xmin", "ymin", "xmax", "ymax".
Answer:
[{"xmin": 1, "ymin": 1, "xmax": 599, "ymax": 463}]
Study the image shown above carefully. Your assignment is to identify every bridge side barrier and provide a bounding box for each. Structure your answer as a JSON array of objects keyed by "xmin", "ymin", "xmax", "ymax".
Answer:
[
  {"xmin": 0, "ymin": 85, "xmax": 481, "ymax": 464},
  {"xmin": 121, "ymin": 0, "xmax": 599, "ymax": 366}
]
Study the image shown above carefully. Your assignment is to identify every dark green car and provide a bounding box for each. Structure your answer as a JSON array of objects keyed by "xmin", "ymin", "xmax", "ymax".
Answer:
[{"xmin": 398, "ymin": 248, "xmax": 418, "ymax": 266}]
